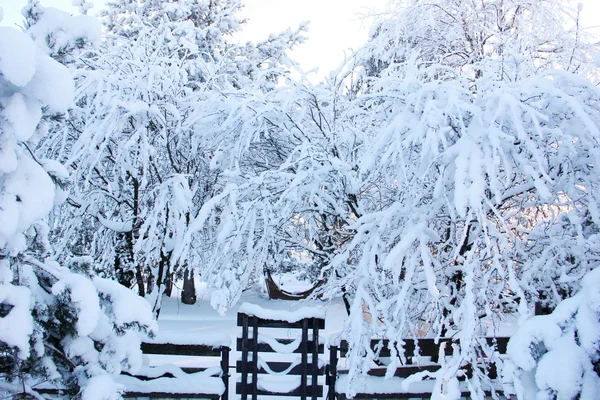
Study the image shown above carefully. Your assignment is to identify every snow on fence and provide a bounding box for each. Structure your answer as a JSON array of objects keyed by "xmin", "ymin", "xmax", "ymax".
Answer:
[
  {"xmin": 118, "ymin": 336, "xmax": 231, "ymax": 400},
  {"xmin": 236, "ymin": 304, "xmax": 326, "ymax": 400},
  {"xmin": 328, "ymin": 337, "xmax": 510, "ymax": 399}
]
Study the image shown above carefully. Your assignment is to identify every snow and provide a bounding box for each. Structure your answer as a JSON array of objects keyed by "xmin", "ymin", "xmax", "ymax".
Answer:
[
  {"xmin": 23, "ymin": 53, "xmax": 74, "ymax": 113},
  {"xmin": 81, "ymin": 374, "xmax": 124, "ymax": 400},
  {"xmin": 117, "ymin": 370, "xmax": 225, "ymax": 395},
  {"xmin": 338, "ymin": 374, "xmax": 437, "ymax": 395},
  {"xmin": 2, "ymin": 0, "xmax": 599, "ymax": 398},
  {"xmin": 97, "ymin": 216, "xmax": 133, "ymax": 233},
  {"xmin": 93, "ymin": 277, "xmax": 159, "ymax": 334},
  {"xmin": 52, "ymin": 273, "xmax": 101, "ymax": 336},
  {"xmin": 0, "ymin": 265, "xmax": 33, "ymax": 359},
  {"xmin": 0, "ymin": 153, "xmax": 56, "ymax": 252},
  {"xmin": 507, "ymin": 267, "xmax": 600, "ymax": 400},
  {"xmin": 0, "ymin": 27, "xmax": 37, "ymax": 87},
  {"xmin": 2, "ymin": 92, "xmax": 42, "ymax": 142},
  {"xmin": 239, "ymin": 302, "xmax": 326, "ymax": 322},
  {"xmin": 148, "ymin": 331, "xmax": 231, "ymax": 348},
  {"xmin": 27, "ymin": 6, "xmax": 101, "ymax": 57},
  {"xmin": 257, "ymin": 375, "xmax": 301, "ymax": 394},
  {"xmin": 535, "ymin": 336, "xmax": 587, "ymax": 400}
]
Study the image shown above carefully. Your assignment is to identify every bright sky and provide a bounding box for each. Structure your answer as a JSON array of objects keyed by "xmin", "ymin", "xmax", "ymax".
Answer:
[
  {"xmin": 1, "ymin": 0, "xmax": 598, "ymax": 80},
  {"xmin": 0, "ymin": 0, "xmax": 389, "ymax": 80}
]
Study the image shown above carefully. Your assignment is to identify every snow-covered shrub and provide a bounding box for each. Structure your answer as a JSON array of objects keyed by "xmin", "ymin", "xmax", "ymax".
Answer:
[
  {"xmin": 506, "ymin": 267, "xmax": 600, "ymax": 400},
  {"xmin": 0, "ymin": 20, "xmax": 156, "ymax": 399}
]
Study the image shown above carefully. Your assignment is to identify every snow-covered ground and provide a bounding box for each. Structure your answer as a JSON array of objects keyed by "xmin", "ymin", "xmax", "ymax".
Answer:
[{"xmin": 156, "ymin": 276, "xmax": 347, "ymax": 346}]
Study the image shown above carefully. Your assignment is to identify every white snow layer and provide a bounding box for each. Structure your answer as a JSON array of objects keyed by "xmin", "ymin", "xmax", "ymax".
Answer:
[
  {"xmin": 0, "ymin": 263, "xmax": 33, "ymax": 359},
  {"xmin": 52, "ymin": 273, "xmax": 101, "ymax": 336},
  {"xmin": 507, "ymin": 267, "xmax": 600, "ymax": 400},
  {"xmin": 0, "ymin": 24, "xmax": 74, "ymax": 252},
  {"xmin": 26, "ymin": 5, "xmax": 101, "ymax": 57},
  {"xmin": 93, "ymin": 277, "xmax": 159, "ymax": 333},
  {"xmin": 148, "ymin": 331, "xmax": 231, "ymax": 347},
  {"xmin": 0, "ymin": 27, "xmax": 37, "ymax": 87},
  {"xmin": 117, "ymin": 370, "xmax": 224, "ymax": 395},
  {"xmin": 238, "ymin": 302, "xmax": 326, "ymax": 322},
  {"xmin": 0, "ymin": 152, "xmax": 56, "ymax": 252}
]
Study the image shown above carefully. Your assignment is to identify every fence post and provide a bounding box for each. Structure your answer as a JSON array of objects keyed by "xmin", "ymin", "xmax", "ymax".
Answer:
[
  {"xmin": 329, "ymin": 345, "xmax": 338, "ymax": 400},
  {"xmin": 300, "ymin": 318, "xmax": 308, "ymax": 400},
  {"xmin": 251, "ymin": 316, "xmax": 259, "ymax": 400},
  {"xmin": 220, "ymin": 346, "xmax": 229, "ymax": 400},
  {"xmin": 241, "ymin": 313, "xmax": 249, "ymax": 400},
  {"xmin": 311, "ymin": 318, "xmax": 319, "ymax": 400}
]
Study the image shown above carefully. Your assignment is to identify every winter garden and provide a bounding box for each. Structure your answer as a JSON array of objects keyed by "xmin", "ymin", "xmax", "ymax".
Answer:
[{"xmin": 1, "ymin": 0, "xmax": 600, "ymax": 399}]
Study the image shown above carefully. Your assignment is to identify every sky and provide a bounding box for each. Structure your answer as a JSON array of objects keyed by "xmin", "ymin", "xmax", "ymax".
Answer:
[
  {"xmin": 0, "ymin": 0, "xmax": 389, "ymax": 80},
  {"xmin": 1, "ymin": 0, "xmax": 599, "ymax": 80}
]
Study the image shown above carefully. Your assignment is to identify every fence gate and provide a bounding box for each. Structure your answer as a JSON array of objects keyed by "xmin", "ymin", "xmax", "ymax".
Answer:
[{"xmin": 236, "ymin": 310, "xmax": 326, "ymax": 399}]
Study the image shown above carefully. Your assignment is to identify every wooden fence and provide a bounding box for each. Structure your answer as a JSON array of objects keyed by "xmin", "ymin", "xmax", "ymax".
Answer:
[
  {"xmin": 328, "ymin": 337, "xmax": 511, "ymax": 399},
  {"xmin": 120, "ymin": 342, "xmax": 230, "ymax": 399}
]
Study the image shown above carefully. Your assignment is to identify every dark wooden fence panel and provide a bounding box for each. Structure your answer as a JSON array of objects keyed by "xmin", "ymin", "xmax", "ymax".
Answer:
[
  {"xmin": 124, "ymin": 342, "xmax": 230, "ymax": 400},
  {"xmin": 236, "ymin": 312, "xmax": 326, "ymax": 400},
  {"xmin": 328, "ymin": 337, "xmax": 511, "ymax": 400}
]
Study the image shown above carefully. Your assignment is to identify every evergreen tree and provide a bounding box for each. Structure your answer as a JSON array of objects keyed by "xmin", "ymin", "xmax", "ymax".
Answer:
[{"xmin": 0, "ymin": 12, "xmax": 156, "ymax": 399}]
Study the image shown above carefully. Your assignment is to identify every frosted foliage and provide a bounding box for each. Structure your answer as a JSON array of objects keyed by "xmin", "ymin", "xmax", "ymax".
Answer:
[
  {"xmin": 0, "ymin": 26, "xmax": 69, "ymax": 253},
  {"xmin": 298, "ymin": 3, "xmax": 600, "ymax": 394},
  {"xmin": 355, "ymin": 0, "xmax": 595, "ymax": 83},
  {"xmin": 0, "ymin": 27, "xmax": 37, "ymax": 87},
  {"xmin": 507, "ymin": 267, "xmax": 600, "ymax": 400},
  {"xmin": 41, "ymin": 0, "xmax": 305, "ymax": 317},
  {"xmin": 24, "ymin": 3, "xmax": 101, "ymax": 65},
  {"xmin": 22, "ymin": 0, "xmax": 599, "ymax": 398},
  {"xmin": 52, "ymin": 274, "xmax": 101, "ymax": 336},
  {"xmin": 23, "ymin": 53, "xmax": 74, "ymax": 112},
  {"xmin": 0, "ymin": 21, "xmax": 157, "ymax": 400},
  {"xmin": 0, "ymin": 262, "xmax": 33, "ymax": 359}
]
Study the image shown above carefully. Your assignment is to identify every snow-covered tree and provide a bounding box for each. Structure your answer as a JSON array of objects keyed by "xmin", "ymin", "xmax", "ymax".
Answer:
[
  {"xmin": 309, "ymin": 0, "xmax": 600, "ymax": 397},
  {"xmin": 40, "ymin": 0, "xmax": 306, "ymax": 314},
  {"xmin": 506, "ymin": 267, "xmax": 600, "ymax": 400},
  {"xmin": 353, "ymin": 0, "xmax": 596, "ymax": 86},
  {"xmin": 0, "ymin": 15, "xmax": 156, "ymax": 399}
]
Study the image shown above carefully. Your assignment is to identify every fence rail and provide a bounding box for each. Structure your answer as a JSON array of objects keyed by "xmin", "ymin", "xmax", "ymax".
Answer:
[
  {"xmin": 328, "ymin": 337, "xmax": 511, "ymax": 400},
  {"xmin": 122, "ymin": 341, "xmax": 230, "ymax": 400}
]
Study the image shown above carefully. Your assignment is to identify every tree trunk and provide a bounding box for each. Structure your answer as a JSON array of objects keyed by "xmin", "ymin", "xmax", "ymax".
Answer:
[
  {"xmin": 181, "ymin": 267, "xmax": 196, "ymax": 305},
  {"xmin": 165, "ymin": 272, "xmax": 173, "ymax": 297}
]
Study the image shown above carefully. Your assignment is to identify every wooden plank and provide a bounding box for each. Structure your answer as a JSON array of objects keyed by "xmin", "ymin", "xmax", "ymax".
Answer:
[
  {"xmin": 236, "ymin": 338, "xmax": 324, "ymax": 354},
  {"xmin": 337, "ymin": 393, "xmax": 439, "ymax": 399},
  {"xmin": 300, "ymin": 318, "xmax": 308, "ymax": 400},
  {"xmin": 237, "ymin": 313, "xmax": 325, "ymax": 329},
  {"xmin": 235, "ymin": 361, "xmax": 324, "ymax": 375},
  {"xmin": 338, "ymin": 361, "xmax": 501, "ymax": 380},
  {"xmin": 311, "ymin": 318, "xmax": 319, "ymax": 400},
  {"xmin": 240, "ymin": 313, "xmax": 249, "ymax": 399},
  {"xmin": 39, "ymin": 388, "xmax": 221, "ymax": 399},
  {"xmin": 140, "ymin": 342, "xmax": 221, "ymax": 357},
  {"xmin": 251, "ymin": 316, "xmax": 259, "ymax": 400},
  {"xmin": 338, "ymin": 390, "xmax": 510, "ymax": 399},
  {"xmin": 235, "ymin": 383, "xmax": 323, "ymax": 397},
  {"xmin": 338, "ymin": 337, "xmax": 510, "ymax": 358},
  {"xmin": 328, "ymin": 345, "xmax": 337, "ymax": 400},
  {"xmin": 221, "ymin": 346, "xmax": 229, "ymax": 400},
  {"xmin": 123, "ymin": 392, "xmax": 220, "ymax": 399},
  {"xmin": 370, "ymin": 364, "xmax": 440, "ymax": 377}
]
